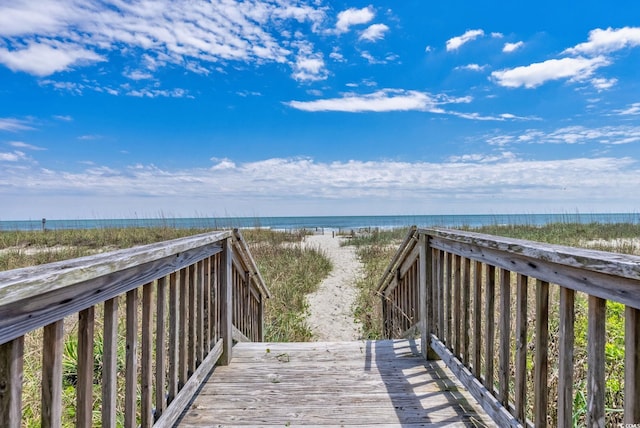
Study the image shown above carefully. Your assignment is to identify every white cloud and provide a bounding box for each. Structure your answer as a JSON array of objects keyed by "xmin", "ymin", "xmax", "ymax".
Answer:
[
  {"xmin": 503, "ymin": 41, "xmax": 524, "ymax": 53},
  {"xmin": 564, "ymin": 26, "xmax": 640, "ymax": 55},
  {"xmin": 53, "ymin": 115, "xmax": 73, "ymax": 121},
  {"xmin": 124, "ymin": 70, "xmax": 154, "ymax": 80},
  {"xmin": 615, "ymin": 103, "xmax": 640, "ymax": 115},
  {"xmin": 0, "ymin": 117, "xmax": 33, "ymax": 132},
  {"xmin": 0, "ymin": 150, "xmax": 28, "ymax": 162},
  {"xmin": 446, "ymin": 29, "xmax": 484, "ymax": 51},
  {"xmin": 486, "ymin": 125, "xmax": 640, "ymax": 146},
  {"xmin": 0, "ymin": 0, "xmax": 327, "ymax": 81},
  {"xmin": 335, "ymin": 6, "xmax": 375, "ymax": 33},
  {"xmin": 491, "ymin": 32, "xmax": 504, "ymax": 38},
  {"xmin": 590, "ymin": 77, "xmax": 617, "ymax": 91},
  {"xmin": 3, "ymin": 156, "xmax": 640, "ymax": 218},
  {"xmin": 9, "ymin": 141, "xmax": 45, "ymax": 150},
  {"xmin": 491, "ymin": 56, "xmax": 610, "ymax": 88},
  {"xmin": 359, "ymin": 24, "xmax": 389, "ymax": 42},
  {"xmin": 424, "ymin": 45, "xmax": 433, "ymax": 53},
  {"xmin": 0, "ymin": 41, "xmax": 104, "ymax": 76},
  {"xmin": 455, "ymin": 63, "xmax": 486, "ymax": 71},
  {"xmin": 285, "ymin": 89, "xmax": 472, "ymax": 113},
  {"xmin": 291, "ymin": 42, "xmax": 328, "ymax": 82}
]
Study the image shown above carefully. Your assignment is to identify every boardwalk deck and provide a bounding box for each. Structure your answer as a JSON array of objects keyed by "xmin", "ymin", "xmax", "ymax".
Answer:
[{"xmin": 177, "ymin": 339, "xmax": 495, "ymax": 427}]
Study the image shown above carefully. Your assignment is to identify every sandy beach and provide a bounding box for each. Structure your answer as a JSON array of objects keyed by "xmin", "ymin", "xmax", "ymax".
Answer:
[{"xmin": 303, "ymin": 230, "xmax": 363, "ymax": 341}]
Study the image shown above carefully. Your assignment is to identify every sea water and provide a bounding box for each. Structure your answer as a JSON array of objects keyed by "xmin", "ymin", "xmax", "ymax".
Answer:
[{"xmin": 1, "ymin": 213, "xmax": 638, "ymax": 231}]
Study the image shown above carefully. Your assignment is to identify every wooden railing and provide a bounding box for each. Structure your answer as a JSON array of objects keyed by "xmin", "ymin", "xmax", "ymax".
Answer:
[
  {"xmin": 0, "ymin": 229, "xmax": 270, "ymax": 427},
  {"xmin": 378, "ymin": 227, "xmax": 640, "ymax": 427}
]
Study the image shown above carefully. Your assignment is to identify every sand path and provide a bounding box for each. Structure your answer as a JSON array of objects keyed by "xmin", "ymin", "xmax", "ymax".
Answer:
[{"xmin": 304, "ymin": 230, "xmax": 362, "ymax": 341}]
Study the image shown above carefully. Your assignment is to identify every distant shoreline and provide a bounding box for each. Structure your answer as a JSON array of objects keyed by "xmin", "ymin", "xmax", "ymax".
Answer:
[{"xmin": 1, "ymin": 213, "xmax": 639, "ymax": 232}]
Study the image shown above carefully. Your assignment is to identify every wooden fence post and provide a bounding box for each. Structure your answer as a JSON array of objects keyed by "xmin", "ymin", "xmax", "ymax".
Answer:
[
  {"xmin": 0, "ymin": 337, "xmax": 24, "ymax": 428},
  {"xmin": 220, "ymin": 237, "xmax": 233, "ymax": 365},
  {"xmin": 419, "ymin": 233, "xmax": 436, "ymax": 359}
]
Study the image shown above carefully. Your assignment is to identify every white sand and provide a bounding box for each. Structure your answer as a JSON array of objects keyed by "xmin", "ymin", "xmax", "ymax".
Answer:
[{"xmin": 303, "ymin": 230, "xmax": 363, "ymax": 341}]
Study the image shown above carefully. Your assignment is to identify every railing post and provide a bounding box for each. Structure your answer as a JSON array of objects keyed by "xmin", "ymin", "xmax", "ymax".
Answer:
[
  {"xmin": 419, "ymin": 233, "xmax": 436, "ymax": 359},
  {"xmin": 625, "ymin": 306, "xmax": 640, "ymax": 424},
  {"xmin": 0, "ymin": 337, "xmax": 24, "ymax": 428},
  {"xmin": 220, "ymin": 237, "xmax": 233, "ymax": 365}
]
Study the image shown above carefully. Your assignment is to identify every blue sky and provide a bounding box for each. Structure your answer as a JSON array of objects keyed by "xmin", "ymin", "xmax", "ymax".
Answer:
[{"xmin": 1, "ymin": 0, "xmax": 640, "ymax": 220}]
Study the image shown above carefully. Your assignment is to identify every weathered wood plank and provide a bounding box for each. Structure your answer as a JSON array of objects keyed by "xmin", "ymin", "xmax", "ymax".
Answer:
[
  {"xmin": 41, "ymin": 320, "xmax": 63, "ymax": 428},
  {"xmin": 534, "ymin": 280, "xmax": 549, "ymax": 428},
  {"xmin": 155, "ymin": 277, "xmax": 167, "ymax": 420},
  {"xmin": 168, "ymin": 272, "xmax": 179, "ymax": 404},
  {"xmin": 557, "ymin": 287, "xmax": 575, "ymax": 428},
  {"xmin": 220, "ymin": 238, "xmax": 233, "ymax": 365},
  {"xmin": 179, "ymin": 267, "xmax": 188, "ymax": 387},
  {"xmin": 453, "ymin": 254, "xmax": 461, "ymax": 358},
  {"xmin": 141, "ymin": 282, "xmax": 154, "ymax": 428},
  {"xmin": 0, "ymin": 336, "xmax": 24, "ymax": 428},
  {"xmin": 473, "ymin": 260, "xmax": 482, "ymax": 378},
  {"xmin": 514, "ymin": 274, "xmax": 528, "ymax": 422},
  {"xmin": 102, "ymin": 297, "xmax": 118, "ymax": 428},
  {"xmin": 428, "ymin": 233, "xmax": 640, "ymax": 310},
  {"xmin": 77, "ymin": 306, "xmax": 94, "ymax": 427},
  {"xmin": 462, "ymin": 257, "xmax": 471, "ymax": 364},
  {"xmin": 177, "ymin": 340, "xmax": 496, "ymax": 427},
  {"xmin": 484, "ymin": 265, "xmax": 495, "ymax": 392},
  {"xmin": 587, "ymin": 296, "xmax": 606, "ymax": 428},
  {"xmin": 498, "ymin": 269, "xmax": 511, "ymax": 408},
  {"xmin": 125, "ymin": 288, "xmax": 138, "ymax": 428},
  {"xmin": 0, "ymin": 236, "xmax": 226, "ymax": 345},
  {"xmin": 625, "ymin": 306, "xmax": 640, "ymax": 424}
]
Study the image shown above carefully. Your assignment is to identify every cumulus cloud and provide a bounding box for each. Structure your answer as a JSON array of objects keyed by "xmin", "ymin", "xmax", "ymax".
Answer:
[
  {"xmin": 0, "ymin": 42, "xmax": 105, "ymax": 76},
  {"xmin": 446, "ymin": 29, "xmax": 484, "ymax": 51},
  {"xmin": 503, "ymin": 41, "xmax": 524, "ymax": 53},
  {"xmin": 491, "ymin": 56, "xmax": 610, "ymax": 88},
  {"xmin": 564, "ymin": 26, "xmax": 640, "ymax": 55},
  {"xmin": 335, "ymin": 6, "xmax": 375, "ymax": 33},
  {"xmin": 291, "ymin": 42, "xmax": 328, "ymax": 82},
  {"xmin": 359, "ymin": 24, "xmax": 389, "ymax": 42}
]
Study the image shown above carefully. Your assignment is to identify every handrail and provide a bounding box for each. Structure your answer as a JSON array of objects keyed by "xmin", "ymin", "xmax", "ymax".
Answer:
[
  {"xmin": 379, "ymin": 227, "xmax": 640, "ymax": 427},
  {"xmin": 0, "ymin": 229, "xmax": 269, "ymax": 427}
]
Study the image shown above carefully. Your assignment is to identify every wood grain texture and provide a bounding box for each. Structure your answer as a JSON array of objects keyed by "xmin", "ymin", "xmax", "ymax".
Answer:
[
  {"xmin": 557, "ymin": 287, "xmax": 575, "ymax": 428},
  {"xmin": 102, "ymin": 297, "xmax": 118, "ymax": 428},
  {"xmin": 514, "ymin": 274, "xmax": 528, "ymax": 422},
  {"xmin": 0, "ymin": 336, "xmax": 23, "ymax": 428},
  {"xmin": 625, "ymin": 306, "xmax": 640, "ymax": 424},
  {"xmin": 125, "ymin": 288, "xmax": 138, "ymax": 428},
  {"xmin": 77, "ymin": 306, "xmax": 94, "ymax": 427},
  {"xmin": 587, "ymin": 296, "xmax": 606, "ymax": 428},
  {"xmin": 534, "ymin": 280, "xmax": 549, "ymax": 428},
  {"xmin": 41, "ymin": 320, "xmax": 63, "ymax": 428},
  {"xmin": 177, "ymin": 340, "xmax": 496, "ymax": 427}
]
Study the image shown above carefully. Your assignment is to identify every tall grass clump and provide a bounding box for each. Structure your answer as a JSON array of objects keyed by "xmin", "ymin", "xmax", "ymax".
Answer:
[
  {"xmin": 345, "ymin": 228, "xmax": 409, "ymax": 339},
  {"xmin": 244, "ymin": 230, "xmax": 332, "ymax": 341}
]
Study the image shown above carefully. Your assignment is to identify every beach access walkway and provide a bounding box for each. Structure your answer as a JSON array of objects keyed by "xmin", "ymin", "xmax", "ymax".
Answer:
[{"xmin": 1, "ymin": 227, "xmax": 639, "ymax": 427}]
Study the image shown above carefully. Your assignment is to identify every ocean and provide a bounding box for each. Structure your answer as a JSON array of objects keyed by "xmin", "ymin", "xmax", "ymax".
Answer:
[{"xmin": 1, "ymin": 213, "xmax": 638, "ymax": 232}]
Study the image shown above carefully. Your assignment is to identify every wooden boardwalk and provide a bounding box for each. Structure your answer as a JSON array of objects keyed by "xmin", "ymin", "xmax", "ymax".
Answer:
[{"xmin": 177, "ymin": 339, "xmax": 495, "ymax": 427}]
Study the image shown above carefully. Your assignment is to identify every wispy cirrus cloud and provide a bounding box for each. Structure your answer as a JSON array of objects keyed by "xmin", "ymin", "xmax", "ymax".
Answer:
[
  {"xmin": 615, "ymin": 103, "xmax": 640, "ymax": 116},
  {"xmin": 9, "ymin": 141, "xmax": 46, "ymax": 150},
  {"xmin": 0, "ymin": 117, "xmax": 33, "ymax": 132},
  {"xmin": 455, "ymin": 63, "xmax": 487, "ymax": 72},
  {"xmin": 486, "ymin": 125, "xmax": 640, "ymax": 146},
  {"xmin": 446, "ymin": 29, "xmax": 484, "ymax": 51}
]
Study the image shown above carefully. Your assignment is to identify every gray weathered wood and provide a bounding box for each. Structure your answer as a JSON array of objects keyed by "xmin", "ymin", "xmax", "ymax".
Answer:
[
  {"xmin": 178, "ymin": 340, "xmax": 496, "ymax": 427},
  {"xmin": 484, "ymin": 265, "xmax": 495, "ymax": 391},
  {"xmin": 125, "ymin": 288, "xmax": 138, "ymax": 428},
  {"xmin": 141, "ymin": 282, "xmax": 154, "ymax": 428},
  {"xmin": 188, "ymin": 264, "xmax": 196, "ymax": 375},
  {"xmin": 155, "ymin": 339, "xmax": 223, "ymax": 428},
  {"xmin": 220, "ymin": 237, "xmax": 233, "ymax": 365},
  {"xmin": 462, "ymin": 257, "xmax": 471, "ymax": 364},
  {"xmin": 179, "ymin": 267, "xmax": 188, "ymax": 387},
  {"xmin": 453, "ymin": 254, "xmax": 461, "ymax": 358},
  {"xmin": 587, "ymin": 296, "xmax": 605, "ymax": 428},
  {"xmin": 473, "ymin": 260, "xmax": 482, "ymax": 378},
  {"xmin": 0, "ymin": 234, "xmax": 227, "ymax": 345},
  {"xmin": 534, "ymin": 280, "xmax": 549, "ymax": 428},
  {"xmin": 419, "ymin": 234, "xmax": 428, "ymax": 359},
  {"xmin": 155, "ymin": 276, "xmax": 167, "ymax": 420},
  {"xmin": 514, "ymin": 274, "xmax": 528, "ymax": 422},
  {"xmin": 77, "ymin": 306, "xmax": 94, "ymax": 427},
  {"xmin": 0, "ymin": 336, "xmax": 24, "ymax": 428},
  {"xmin": 428, "ymin": 231, "xmax": 640, "ymax": 310},
  {"xmin": 498, "ymin": 269, "xmax": 510, "ymax": 408},
  {"xmin": 625, "ymin": 305, "xmax": 640, "ymax": 424},
  {"xmin": 168, "ymin": 271, "xmax": 178, "ymax": 404},
  {"xmin": 41, "ymin": 320, "xmax": 63, "ymax": 428},
  {"xmin": 557, "ymin": 287, "xmax": 575, "ymax": 428},
  {"xmin": 102, "ymin": 297, "xmax": 118, "ymax": 428}
]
